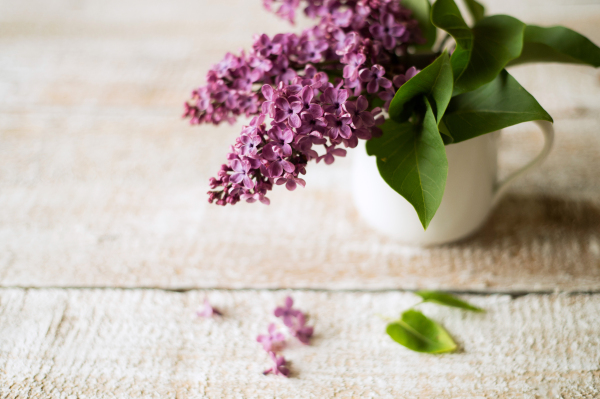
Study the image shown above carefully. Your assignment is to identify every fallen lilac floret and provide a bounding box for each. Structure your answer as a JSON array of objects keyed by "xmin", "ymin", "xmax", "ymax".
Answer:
[
  {"xmin": 274, "ymin": 296, "xmax": 315, "ymax": 344},
  {"xmin": 257, "ymin": 323, "xmax": 286, "ymax": 352},
  {"xmin": 263, "ymin": 351, "xmax": 290, "ymax": 377},
  {"xmin": 291, "ymin": 313, "xmax": 314, "ymax": 345},
  {"xmin": 274, "ymin": 296, "xmax": 302, "ymax": 327},
  {"xmin": 196, "ymin": 298, "xmax": 222, "ymax": 318}
]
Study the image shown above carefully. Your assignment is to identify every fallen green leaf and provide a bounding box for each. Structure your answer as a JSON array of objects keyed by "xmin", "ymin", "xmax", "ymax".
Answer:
[
  {"xmin": 416, "ymin": 290, "xmax": 484, "ymax": 312},
  {"xmin": 386, "ymin": 309, "xmax": 457, "ymax": 353}
]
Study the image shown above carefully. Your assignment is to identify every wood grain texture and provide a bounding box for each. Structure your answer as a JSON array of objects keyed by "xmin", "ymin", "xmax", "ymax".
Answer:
[
  {"xmin": 0, "ymin": 0, "xmax": 599, "ymax": 291},
  {"xmin": 1, "ymin": 288, "xmax": 599, "ymax": 398}
]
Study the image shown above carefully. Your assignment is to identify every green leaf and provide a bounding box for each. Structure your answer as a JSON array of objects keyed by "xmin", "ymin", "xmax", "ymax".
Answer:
[
  {"xmin": 431, "ymin": 0, "xmax": 525, "ymax": 94},
  {"xmin": 367, "ymin": 98, "xmax": 448, "ymax": 230},
  {"xmin": 464, "ymin": 0, "xmax": 484, "ymax": 23},
  {"xmin": 388, "ymin": 51, "xmax": 454, "ymax": 124},
  {"xmin": 386, "ymin": 309, "xmax": 457, "ymax": 353},
  {"xmin": 402, "ymin": 0, "xmax": 438, "ymax": 50},
  {"xmin": 441, "ymin": 69, "xmax": 553, "ymax": 143},
  {"xmin": 416, "ymin": 290, "xmax": 484, "ymax": 312},
  {"xmin": 508, "ymin": 25, "xmax": 600, "ymax": 67}
]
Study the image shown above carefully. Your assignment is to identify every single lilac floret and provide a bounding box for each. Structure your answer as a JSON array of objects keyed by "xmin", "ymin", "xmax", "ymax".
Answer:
[
  {"xmin": 257, "ymin": 323, "xmax": 286, "ymax": 352},
  {"xmin": 322, "ymin": 87, "xmax": 349, "ymax": 115},
  {"xmin": 263, "ymin": 351, "xmax": 290, "ymax": 377},
  {"xmin": 229, "ymin": 159, "xmax": 255, "ymax": 189},
  {"xmin": 276, "ymin": 173, "xmax": 306, "ymax": 191},
  {"xmin": 359, "ymin": 64, "xmax": 392, "ymax": 94},
  {"xmin": 274, "ymin": 296, "xmax": 302, "ymax": 327},
  {"xmin": 291, "ymin": 313, "xmax": 314, "ymax": 345},
  {"xmin": 274, "ymin": 97, "xmax": 303, "ymax": 128},
  {"xmin": 344, "ymin": 95, "xmax": 375, "ymax": 128},
  {"xmin": 196, "ymin": 298, "xmax": 222, "ymax": 318},
  {"xmin": 324, "ymin": 113, "xmax": 353, "ymax": 140},
  {"xmin": 393, "ymin": 66, "xmax": 420, "ymax": 88},
  {"xmin": 369, "ymin": 13, "xmax": 407, "ymax": 50}
]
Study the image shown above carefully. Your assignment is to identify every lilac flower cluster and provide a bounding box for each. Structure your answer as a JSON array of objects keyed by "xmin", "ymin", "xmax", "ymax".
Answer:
[
  {"xmin": 207, "ymin": 77, "xmax": 387, "ymax": 205},
  {"xmin": 257, "ymin": 296, "xmax": 315, "ymax": 377},
  {"xmin": 183, "ymin": 0, "xmax": 424, "ymax": 206}
]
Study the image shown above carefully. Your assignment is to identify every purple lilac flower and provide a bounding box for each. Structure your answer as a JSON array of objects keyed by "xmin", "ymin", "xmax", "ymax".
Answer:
[
  {"xmin": 241, "ymin": 191, "xmax": 271, "ymax": 205},
  {"xmin": 297, "ymin": 112, "xmax": 326, "ymax": 135},
  {"xmin": 324, "ymin": 113, "xmax": 353, "ymax": 140},
  {"xmin": 393, "ymin": 66, "xmax": 420, "ymax": 88},
  {"xmin": 268, "ymin": 126, "xmax": 294, "ymax": 156},
  {"xmin": 321, "ymin": 87, "xmax": 349, "ymax": 115},
  {"xmin": 262, "ymin": 145, "xmax": 295, "ymax": 177},
  {"xmin": 276, "ymin": 173, "xmax": 306, "ymax": 191},
  {"xmin": 275, "ymin": 0, "xmax": 300, "ymax": 24},
  {"xmin": 241, "ymin": 114, "xmax": 265, "ymax": 137},
  {"xmin": 298, "ymin": 86, "xmax": 323, "ymax": 117},
  {"xmin": 369, "ymin": 13, "xmax": 407, "ymax": 50},
  {"xmin": 272, "ymin": 56, "xmax": 297, "ymax": 85},
  {"xmin": 189, "ymin": 0, "xmax": 426, "ymax": 207},
  {"xmin": 298, "ymin": 40, "xmax": 329, "ymax": 64},
  {"xmin": 332, "ymin": 8, "xmax": 353, "ymax": 27},
  {"xmin": 274, "ymin": 97, "xmax": 303, "ymax": 128},
  {"xmin": 378, "ymin": 86, "xmax": 396, "ymax": 110},
  {"xmin": 257, "ymin": 323, "xmax": 286, "ymax": 352},
  {"xmin": 274, "ymin": 296, "xmax": 302, "ymax": 327},
  {"xmin": 344, "ymin": 95, "xmax": 375, "ymax": 128},
  {"xmin": 233, "ymin": 66, "xmax": 260, "ymax": 91},
  {"xmin": 317, "ymin": 145, "xmax": 347, "ymax": 165},
  {"xmin": 343, "ymin": 52, "xmax": 366, "ymax": 82},
  {"xmin": 229, "ymin": 159, "xmax": 254, "ymax": 189},
  {"xmin": 263, "ymin": 352, "xmax": 290, "ymax": 377},
  {"xmin": 359, "ymin": 64, "xmax": 392, "ymax": 94},
  {"xmin": 253, "ymin": 33, "xmax": 282, "ymax": 57},
  {"xmin": 196, "ymin": 298, "xmax": 222, "ymax": 318},
  {"xmin": 291, "ymin": 313, "xmax": 314, "ymax": 345}
]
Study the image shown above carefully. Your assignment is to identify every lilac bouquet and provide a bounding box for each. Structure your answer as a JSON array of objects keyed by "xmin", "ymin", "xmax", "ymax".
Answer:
[
  {"xmin": 184, "ymin": 0, "xmax": 600, "ymax": 229},
  {"xmin": 184, "ymin": 0, "xmax": 425, "ymax": 204}
]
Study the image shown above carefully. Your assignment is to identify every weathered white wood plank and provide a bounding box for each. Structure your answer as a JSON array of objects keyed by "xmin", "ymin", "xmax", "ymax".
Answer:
[
  {"xmin": 0, "ymin": 0, "xmax": 599, "ymax": 291},
  {"xmin": 0, "ymin": 289, "xmax": 599, "ymax": 398}
]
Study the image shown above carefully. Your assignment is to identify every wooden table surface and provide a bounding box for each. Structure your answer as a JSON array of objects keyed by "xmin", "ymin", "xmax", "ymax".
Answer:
[{"xmin": 1, "ymin": 0, "xmax": 599, "ymax": 397}]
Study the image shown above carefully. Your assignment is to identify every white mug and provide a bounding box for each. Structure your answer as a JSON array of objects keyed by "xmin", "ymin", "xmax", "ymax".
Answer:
[{"xmin": 352, "ymin": 121, "xmax": 555, "ymax": 246}]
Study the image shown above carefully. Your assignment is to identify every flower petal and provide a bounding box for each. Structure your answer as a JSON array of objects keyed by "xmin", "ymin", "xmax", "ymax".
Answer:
[
  {"xmin": 288, "ymin": 113, "xmax": 301, "ymax": 128},
  {"xmin": 261, "ymin": 84, "xmax": 273, "ymax": 100},
  {"xmin": 308, "ymin": 104, "xmax": 323, "ymax": 117},
  {"xmin": 281, "ymin": 160, "xmax": 295, "ymax": 173},
  {"xmin": 285, "ymin": 179, "xmax": 297, "ymax": 191},
  {"xmin": 301, "ymin": 86, "xmax": 313, "ymax": 104},
  {"xmin": 275, "ymin": 97, "xmax": 290, "ymax": 111}
]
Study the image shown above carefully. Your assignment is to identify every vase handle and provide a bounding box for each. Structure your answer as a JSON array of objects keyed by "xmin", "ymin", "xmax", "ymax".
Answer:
[{"xmin": 492, "ymin": 120, "xmax": 555, "ymax": 206}]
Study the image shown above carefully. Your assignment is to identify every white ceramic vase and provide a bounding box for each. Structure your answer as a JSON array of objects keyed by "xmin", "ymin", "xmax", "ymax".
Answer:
[{"xmin": 352, "ymin": 121, "xmax": 555, "ymax": 246}]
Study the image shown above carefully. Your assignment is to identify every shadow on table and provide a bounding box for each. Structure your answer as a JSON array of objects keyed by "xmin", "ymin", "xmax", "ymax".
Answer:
[{"xmin": 453, "ymin": 194, "xmax": 600, "ymax": 248}]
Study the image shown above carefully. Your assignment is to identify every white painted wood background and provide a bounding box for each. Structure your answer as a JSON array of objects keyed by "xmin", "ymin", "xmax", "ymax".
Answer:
[{"xmin": 0, "ymin": 0, "xmax": 599, "ymax": 397}]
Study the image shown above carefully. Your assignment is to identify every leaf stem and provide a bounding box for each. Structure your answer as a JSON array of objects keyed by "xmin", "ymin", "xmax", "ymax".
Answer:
[{"xmin": 375, "ymin": 313, "xmax": 397, "ymax": 322}]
